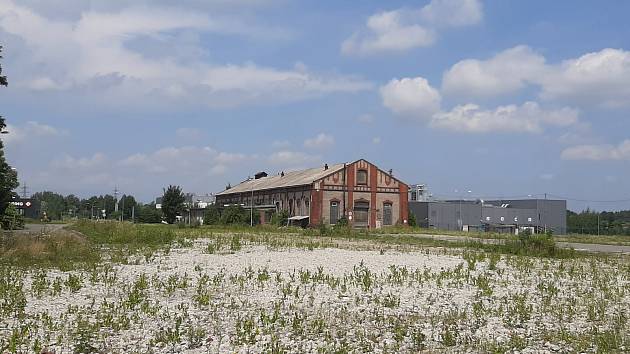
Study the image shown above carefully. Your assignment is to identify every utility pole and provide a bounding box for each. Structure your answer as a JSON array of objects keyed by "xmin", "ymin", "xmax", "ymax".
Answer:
[
  {"xmin": 114, "ymin": 187, "xmax": 119, "ymax": 213},
  {"xmin": 250, "ymin": 182, "xmax": 254, "ymax": 227},
  {"xmin": 21, "ymin": 184, "xmax": 28, "ymax": 198},
  {"xmin": 597, "ymin": 213, "xmax": 600, "ymax": 236},
  {"xmin": 132, "ymin": 205, "xmax": 135, "ymax": 223}
]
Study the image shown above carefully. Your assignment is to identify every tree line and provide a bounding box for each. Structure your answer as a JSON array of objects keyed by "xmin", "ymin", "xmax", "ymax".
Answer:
[
  {"xmin": 30, "ymin": 191, "xmax": 161, "ymax": 223},
  {"xmin": 567, "ymin": 209, "xmax": 630, "ymax": 236}
]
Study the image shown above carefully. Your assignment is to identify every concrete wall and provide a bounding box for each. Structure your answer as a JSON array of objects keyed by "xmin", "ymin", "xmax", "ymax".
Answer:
[
  {"xmin": 485, "ymin": 199, "xmax": 567, "ymax": 234},
  {"xmin": 409, "ymin": 201, "xmax": 481, "ymax": 231},
  {"xmin": 409, "ymin": 199, "xmax": 568, "ymax": 234}
]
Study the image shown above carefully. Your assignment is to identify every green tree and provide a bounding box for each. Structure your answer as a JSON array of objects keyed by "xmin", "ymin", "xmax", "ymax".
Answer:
[
  {"xmin": 118, "ymin": 194, "xmax": 137, "ymax": 220},
  {"xmin": 64, "ymin": 194, "xmax": 81, "ymax": 217},
  {"xmin": 408, "ymin": 210, "xmax": 417, "ymax": 227},
  {"xmin": 32, "ymin": 191, "xmax": 66, "ymax": 220},
  {"xmin": 203, "ymin": 204, "xmax": 221, "ymax": 225},
  {"xmin": 162, "ymin": 185, "xmax": 185, "ymax": 224},
  {"xmin": 1, "ymin": 204, "xmax": 24, "ymax": 230},
  {"xmin": 220, "ymin": 205, "xmax": 248, "ymax": 225},
  {"xmin": 0, "ymin": 45, "xmax": 19, "ymax": 228},
  {"xmin": 136, "ymin": 203, "xmax": 162, "ymax": 223}
]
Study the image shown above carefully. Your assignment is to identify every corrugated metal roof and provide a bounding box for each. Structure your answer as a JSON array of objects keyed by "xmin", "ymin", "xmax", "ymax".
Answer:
[{"xmin": 216, "ymin": 163, "xmax": 346, "ymax": 195}]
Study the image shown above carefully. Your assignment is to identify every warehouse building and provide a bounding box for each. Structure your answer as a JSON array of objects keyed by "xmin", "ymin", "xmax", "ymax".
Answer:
[
  {"xmin": 409, "ymin": 199, "xmax": 567, "ymax": 234},
  {"xmin": 215, "ymin": 159, "xmax": 409, "ymax": 228}
]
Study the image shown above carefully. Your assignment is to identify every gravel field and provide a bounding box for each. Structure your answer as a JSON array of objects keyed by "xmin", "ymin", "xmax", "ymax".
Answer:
[{"xmin": 1, "ymin": 237, "xmax": 629, "ymax": 353}]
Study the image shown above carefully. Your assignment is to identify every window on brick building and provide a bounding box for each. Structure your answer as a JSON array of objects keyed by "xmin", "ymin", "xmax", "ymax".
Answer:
[{"xmin": 357, "ymin": 170, "xmax": 368, "ymax": 185}]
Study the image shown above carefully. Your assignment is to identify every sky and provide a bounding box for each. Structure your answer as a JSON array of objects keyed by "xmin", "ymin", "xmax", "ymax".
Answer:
[{"xmin": 1, "ymin": 0, "xmax": 630, "ymax": 211}]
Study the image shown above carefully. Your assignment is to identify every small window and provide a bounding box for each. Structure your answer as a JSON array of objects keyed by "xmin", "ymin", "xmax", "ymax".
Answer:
[
  {"xmin": 485, "ymin": 216, "xmax": 491, "ymax": 221},
  {"xmin": 357, "ymin": 170, "xmax": 368, "ymax": 185},
  {"xmin": 411, "ymin": 191, "xmax": 417, "ymax": 201},
  {"xmin": 500, "ymin": 216, "xmax": 505, "ymax": 222}
]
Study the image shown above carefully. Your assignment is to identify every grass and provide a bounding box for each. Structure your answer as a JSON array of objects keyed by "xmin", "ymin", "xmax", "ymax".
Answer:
[
  {"xmin": 70, "ymin": 220, "xmax": 176, "ymax": 249},
  {"xmin": 0, "ymin": 220, "xmax": 601, "ymax": 273},
  {"xmin": 555, "ymin": 233, "xmax": 630, "ymax": 246},
  {"xmin": 0, "ymin": 230, "xmax": 100, "ymax": 270},
  {"xmin": 1, "ymin": 222, "xmax": 629, "ymax": 352}
]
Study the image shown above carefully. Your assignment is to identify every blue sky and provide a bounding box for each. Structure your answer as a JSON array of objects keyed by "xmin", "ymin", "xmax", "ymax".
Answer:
[{"xmin": 1, "ymin": 0, "xmax": 630, "ymax": 211}]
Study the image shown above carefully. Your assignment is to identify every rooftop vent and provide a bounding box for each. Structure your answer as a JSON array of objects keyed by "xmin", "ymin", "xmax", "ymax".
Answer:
[
  {"xmin": 324, "ymin": 163, "xmax": 329, "ymax": 170},
  {"xmin": 255, "ymin": 171, "xmax": 268, "ymax": 179}
]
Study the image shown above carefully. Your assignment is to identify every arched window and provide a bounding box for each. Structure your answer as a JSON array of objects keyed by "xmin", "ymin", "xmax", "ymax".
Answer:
[{"xmin": 357, "ymin": 169, "xmax": 368, "ymax": 185}]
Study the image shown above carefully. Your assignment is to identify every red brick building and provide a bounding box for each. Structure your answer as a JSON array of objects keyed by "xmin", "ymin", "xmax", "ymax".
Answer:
[{"xmin": 215, "ymin": 159, "xmax": 409, "ymax": 228}]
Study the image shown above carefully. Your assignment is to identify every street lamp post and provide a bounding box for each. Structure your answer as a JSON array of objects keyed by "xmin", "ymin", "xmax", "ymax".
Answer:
[
  {"xmin": 250, "ymin": 182, "xmax": 254, "ymax": 227},
  {"xmin": 456, "ymin": 189, "xmax": 472, "ymax": 231}
]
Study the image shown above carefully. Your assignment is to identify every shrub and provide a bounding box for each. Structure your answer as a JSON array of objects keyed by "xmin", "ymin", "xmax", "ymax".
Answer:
[
  {"xmin": 270, "ymin": 210, "xmax": 289, "ymax": 227},
  {"xmin": 203, "ymin": 205, "xmax": 221, "ymax": 225},
  {"xmin": 408, "ymin": 211, "xmax": 417, "ymax": 227},
  {"xmin": 1, "ymin": 204, "xmax": 24, "ymax": 230}
]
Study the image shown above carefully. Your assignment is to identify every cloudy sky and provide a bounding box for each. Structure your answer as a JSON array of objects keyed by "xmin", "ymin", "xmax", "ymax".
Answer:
[{"xmin": 1, "ymin": 0, "xmax": 630, "ymax": 210}]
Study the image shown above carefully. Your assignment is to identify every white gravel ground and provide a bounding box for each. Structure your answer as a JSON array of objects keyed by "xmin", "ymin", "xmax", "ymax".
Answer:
[{"xmin": 1, "ymin": 239, "xmax": 629, "ymax": 353}]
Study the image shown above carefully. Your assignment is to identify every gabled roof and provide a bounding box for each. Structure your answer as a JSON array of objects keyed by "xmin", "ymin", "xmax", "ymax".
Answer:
[{"xmin": 216, "ymin": 163, "xmax": 346, "ymax": 195}]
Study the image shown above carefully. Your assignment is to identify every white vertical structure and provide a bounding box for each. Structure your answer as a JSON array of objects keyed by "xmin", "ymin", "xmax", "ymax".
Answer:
[{"xmin": 409, "ymin": 184, "xmax": 431, "ymax": 202}]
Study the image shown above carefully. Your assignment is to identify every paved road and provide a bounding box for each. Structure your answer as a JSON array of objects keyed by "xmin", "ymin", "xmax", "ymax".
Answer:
[
  {"xmin": 386, "ymin": 233, "xmax": 630, "ymax": 254},
  {"xmin": 556, "ymin": 241, "xmax": 630, "ymax": 254},
  {"xmin": 15, "ymin": 223, "xmax": 67, "ymax": 234}
]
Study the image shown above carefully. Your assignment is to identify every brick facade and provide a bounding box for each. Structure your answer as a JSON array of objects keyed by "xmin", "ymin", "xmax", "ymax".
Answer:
[{"xmin": 215, "ymin": 159, "xmax": 408, "ymax": 229}]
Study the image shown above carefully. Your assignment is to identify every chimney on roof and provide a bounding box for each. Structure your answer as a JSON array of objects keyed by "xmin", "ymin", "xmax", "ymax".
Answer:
[
  {"xmin": 281, "ymin": 171, "xmax": 285, "ymax": 177},
  {"xmin": 225, "ymin": 183, "xmax": 231, "ymax": 190},
  {"xmin": 255, "ymin": 171, "xmax": 268, "ymax": 179},
  {"xmin": 389, "ymin": 169, "xmax": 393, "ymax": 176},
  {"xmin": 324, "ymin": 163, "xmax": 328, "ymax": 170}
]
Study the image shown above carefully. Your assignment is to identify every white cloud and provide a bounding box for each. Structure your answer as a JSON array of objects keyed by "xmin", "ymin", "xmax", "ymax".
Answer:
[
  {"xmin": 303, "ymin": 133, "xmax": 335, "ymax": 149},
  {"xmin": 380, "ymin": 77, "xmax": 441, "ymax": 119},
  {"xmin": 419, "ymin": 0, "xmax": 483, "ymax": 27},
  {"xmin": 539, "ymin": 48, "xmax": 630, "ymax": 107},
  {"xmin": 118, "ymin": 146, "xmax": 250, "ymax": 174},
  {"xmin": 52, "ymin": 153, "xmax": 109, "ymax": 170},
  {"xmin": 342, "ymin": 0, "xmax": 482, "ymax": 56},
  {"xmin": 442, "ymin": 46, "xmax": 630, "ymax": 108},
  {"xmin": 442, "ymin": 45, "xmax": 547, "ymax": 98},
  {"xmin": 271, "ymin": 140, "xmax": 291, "ymax": 149},
  {"xmin": 268, "ymin": 151, "xmax": 320, "ymax": 166},
  {"xmin": 561, "ymin": 140, "xmax": 630, "ymax": 161},
  {"xmin": 0, "ymin": 0, "xmax": 371, "ymax": 107},
  {"xmin": 29, "ymin": 144, "xmax": 257, "ymax": 199},
  {"xmin": 341, "ymin": 10, "xmax": 435, "ymax": 56},
  {"xmin": 1, "ymin": 121, "xmax": 66, "ymax": 145},
  {"xmin": 431, "ymin": 102, "xmax": 579, "ymax": 133}
]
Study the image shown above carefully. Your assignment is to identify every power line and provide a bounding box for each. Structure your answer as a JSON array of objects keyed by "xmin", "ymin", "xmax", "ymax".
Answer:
[
  {"xmin": 21, "ymin": 184, "xmax": 29, "ymax": 198},
  {"xmin": 546, "ymin": 194, "xmax": 630, "ymax": 203}
]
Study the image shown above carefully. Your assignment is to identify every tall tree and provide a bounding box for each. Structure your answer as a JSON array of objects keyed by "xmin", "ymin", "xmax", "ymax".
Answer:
[
  {"xmin": 162, "ymin": 185, "xmax": 185, "ymax": 224},
  {"xmin": 0, "ymin": 45, "xmax": 19, "ymax": 227},
  {"xmin": 32, "ymin": 191, "xmax": 66, "ymax": 220},
  {"xmin": 118, "ymin": 194, "xmax": 137, "ymax": 220},
  {"xmin": 136, "ymin": 203, "xmax": 162, "ymax": 224}
]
